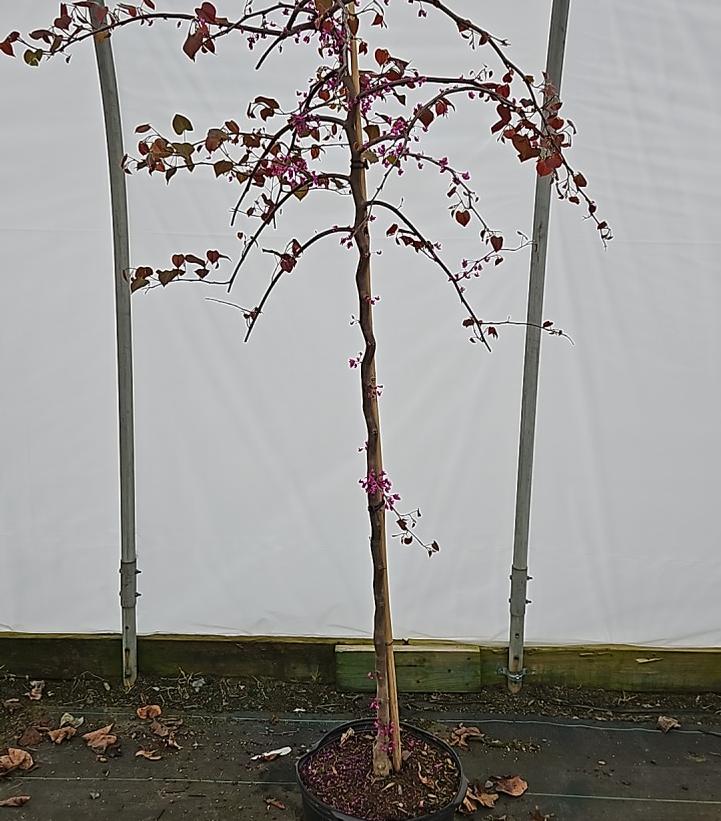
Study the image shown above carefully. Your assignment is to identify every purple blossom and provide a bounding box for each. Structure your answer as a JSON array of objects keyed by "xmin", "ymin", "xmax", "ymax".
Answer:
[
  {"xmin": 390, "ymin": 117, "xmax": 407, "ymax": 136},
  {"xmin": 359, "ymin": 470, "xmax": 401, "ymax": 510},
  {"xmin": 289, "ymin": 112, "xmax": 310, "ymax": 136}
]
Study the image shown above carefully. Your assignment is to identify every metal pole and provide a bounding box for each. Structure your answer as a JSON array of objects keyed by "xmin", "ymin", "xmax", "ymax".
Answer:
[
  {"xmin": 506, "ymin": 0, "xmax": 571, "ymax": 694},
  {"xmin": 90, "ymin": 1, "xmax": 139, "ymax": 688}
]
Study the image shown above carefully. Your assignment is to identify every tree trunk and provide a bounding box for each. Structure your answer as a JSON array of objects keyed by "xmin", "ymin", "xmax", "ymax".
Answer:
[{"xmin": 344, "ymin": 1, "xmax": 402, "ymax": 777}]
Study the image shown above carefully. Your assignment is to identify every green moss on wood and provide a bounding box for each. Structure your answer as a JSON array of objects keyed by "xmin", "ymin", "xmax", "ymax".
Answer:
[{"xmin": 336, "ymin": 644, "xmax": 481, "ymax": 692}]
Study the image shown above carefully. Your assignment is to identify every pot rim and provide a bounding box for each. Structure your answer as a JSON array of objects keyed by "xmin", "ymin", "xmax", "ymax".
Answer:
[{"xmin": 295, "ymin": 718, "xmax": 468, "ymax": 821}]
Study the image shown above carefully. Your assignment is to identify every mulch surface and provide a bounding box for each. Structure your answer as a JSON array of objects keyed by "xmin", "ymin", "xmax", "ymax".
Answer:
[{"xmin": 299, "ymin": 725, "xmax": 461, "ymax": 820}]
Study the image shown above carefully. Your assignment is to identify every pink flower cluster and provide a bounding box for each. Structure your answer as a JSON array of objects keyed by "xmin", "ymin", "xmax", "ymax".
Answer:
[
  {"xmin": 267, "ymin": 153, "xmax": 308, "ymax": 184},
  {"xmin": 390, "ymin": 117, "xmax": 408, "ymax": 137},
  {"xmin": 359, "ymin": 470, "xmax": 401, "ymax": 510},
  {"xmin": 289, "ymin": 112, "xmax": 311, "ymax": 137}
]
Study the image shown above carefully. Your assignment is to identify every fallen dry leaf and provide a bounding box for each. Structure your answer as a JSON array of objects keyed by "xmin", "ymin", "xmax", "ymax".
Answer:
[
  {"xmin": 149, "ymin": 719, "xmax": 181, "ymax": 749},
  {"xmin": 7, "ymin": 750, "xmax": 33, "ymax": 771},
  {"xmin": 417, "ymin": 762, "xmax": 436, "ymax": 789},
  {"xmin": 26, "ymin": 681, "xmax": 45, "ymax": 702},
  {"xmin": 47, "ymin": 726, "xmax": 77, "ymax": 745},
  {"xmin": 251, "ymin": 746, "xmax": 292, "ymax": 762},
  {"xmin": 0, "ymin": 795, "xmax": 31, "ymax": 808},
  {"xmin": 82, "ymin": 725, "xmax": 118, "ymax": 753},
  {"xmin": 150, "ymin": 719, "xmax": 169, "ymax": 738},
  {"xmin": 17, "ymin": 727, "xmax": 43, "ymax": 748},
  {"xmin": 265, "ymin": 797, "xmax": 286, "ymax": 810},
  {"xmin": 339, "ymin": 727, "xmax": 355, "ymax": 748},
  {"xmin": 492, "ymin": 775, "xmax": 528, "ymax": 797},
  {"xmin": 135, "ymin": 749, "xmax": 162, "ymax": 761},
  {"xmin": 0, "ymin": 749, "xmax": 34, "ymax": 775},
  {"xmin": 136, "ymin": 705, "xmax": 162, "ymax": 721},
  {"xmin": 657, "ymin": 715, "xmax": 681, "ymax": 734},
  {"xmin": 60, "ymin": 713, "xmax": 84, "ymax": 729},
  {"xmin": 459, "ymin": 785, "xmax": 498, "ymax": 813},
  {"xmin": 449, "ymin": 725, "xmax": 484, "ymax": 749},
  {"xmin": 89, "ymin": 735, "xmax": 118, "ymax": 754},
  {"xmin": 83, "ymin": 724, "xmax": 114, "ymax": 743}
]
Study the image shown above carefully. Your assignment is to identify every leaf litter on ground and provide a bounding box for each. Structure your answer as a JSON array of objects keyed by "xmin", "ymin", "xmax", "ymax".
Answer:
[
  {"xmin": 47, "ymin": 726, "xmax": 76, "ymax": 745},
  {"xmin": 135, "ymin": 749, "xmax": 162, "ymax": 761},
  {"xmin": 17, "ymin": 726, "xmax": 44, "ymax": 748},
  {"xmin": 25, "ymin": 681, "xmax": 45, "ymax": 702},
  {"xmin": 251, "ymin": 746, "xmax": 291, "ymax": 762},
  {"xmin": 460, "ymin": 773, "xmax": 529, "ymax": 815},
  {"xmin": 657, "ymin": 715, "xmax": 681, "ymax": 733},
  {"xmin": 0, "ymin": 749, "xmax": 34, "ymax": 776},
  {"xmin": 82, "ymin": 724, "xmax": 118, "ymax": 754},
  {"xmin": 60, "ymin": 713, "xmax": 84, "ymax": 729},
  {"xmin": 136, "ymin": 705, "xmax": 162, "ymax": 720},
  {"xmin": 490, "ymin": 775, "xmax": 529, "ymax": 797},
  {"xmin": 460, "ymin": 784, "xmax": 498, "ymax": 814},
  {"xmin": 449, "ymin": 725, "xmax": 484, "ymax": 749},
  {"xmin": 0, "ymin": 795, "xmax": 31, "ymax": 808},
  {"xmin": 149, "ymin": 717, "xmax": 183, "ymax": 749}
]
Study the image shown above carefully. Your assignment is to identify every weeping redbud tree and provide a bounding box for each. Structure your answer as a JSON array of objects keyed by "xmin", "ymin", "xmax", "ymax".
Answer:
[{"xmin": 2, "ymin": 0, "xmax": 608, "ymax": 777}]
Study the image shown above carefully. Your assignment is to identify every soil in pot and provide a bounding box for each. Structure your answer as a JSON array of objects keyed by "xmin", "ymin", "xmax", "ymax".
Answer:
[{"xmin": 298, "ymin": 725, "xmax": 462, "ymax": 821}]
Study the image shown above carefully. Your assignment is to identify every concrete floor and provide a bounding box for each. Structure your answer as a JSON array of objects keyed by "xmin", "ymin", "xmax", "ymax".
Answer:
[{"xmin": 2, "ymin": 705, "xmax": 721, "ymax": 820}]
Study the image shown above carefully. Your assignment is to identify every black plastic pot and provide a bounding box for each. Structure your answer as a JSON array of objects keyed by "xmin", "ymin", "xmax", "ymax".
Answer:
[{"xmin": 296, "ymin": 719, "xmax": 468, "ymax": 821}]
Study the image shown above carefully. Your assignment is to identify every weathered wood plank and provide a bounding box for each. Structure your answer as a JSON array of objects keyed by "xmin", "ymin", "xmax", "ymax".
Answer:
[
  {"xmin": 0, "ymin": 634, "xmax": 719, "ymax": 692},
  {"xmin": 0, "ymin": 634, "xmax": 339, "ymax": 682},
  {"xmin": 519, "ymin": 645, "xmax": 721, "ymax": 692},
  {"xmin": 336, "ymin": 644, "xmax": 481, "ymax": 692},
  {"xmin": 138, "ymin": 635, "xmax": 337, "ymax": 682},
  {"xmin": 0, "ymin": 634, "xmax": 121, "ymax": 679}
]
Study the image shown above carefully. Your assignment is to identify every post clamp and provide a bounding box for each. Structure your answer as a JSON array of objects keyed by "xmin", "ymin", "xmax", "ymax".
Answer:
[{"xmin": 498, "ymin": 666, "xmax": 527, "ymax": 684}]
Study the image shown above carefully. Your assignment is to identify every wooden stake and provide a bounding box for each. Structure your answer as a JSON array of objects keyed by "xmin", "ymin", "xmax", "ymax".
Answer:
[{"xmin": 345, "ymin": 0, "xmax": 402, "ymax": 774}]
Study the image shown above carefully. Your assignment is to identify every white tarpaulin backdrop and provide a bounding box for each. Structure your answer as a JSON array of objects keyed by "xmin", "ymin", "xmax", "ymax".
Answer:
[{"xmin": 1, "ymin": 1, "xmax": 720, "ymax": 645}]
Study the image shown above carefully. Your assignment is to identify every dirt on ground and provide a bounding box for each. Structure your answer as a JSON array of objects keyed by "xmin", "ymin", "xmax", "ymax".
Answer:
[
  {"xmin": 3, "ymin": 669, "xmax": 721, "ymax": 742},
  {"xmin": 2, "ymin": 671, "xmax": 721, "ymax": 820}
]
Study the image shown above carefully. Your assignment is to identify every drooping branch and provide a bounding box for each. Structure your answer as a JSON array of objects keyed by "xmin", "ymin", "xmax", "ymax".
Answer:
[
  {"xmin": 243, "ymin": 225, "xmax": 353, "ymax": 340},
  {"xmin": 407, "ymin": 0, "xmax": 611, "ymax": 240},
  {"xmin": 227, "ymin": 173, "xmax": 349, "ymax": 290},
  {"xmin": 230, "ymin": 111, "xmax": 346, "ymax": 225},
  {"xmin": 367, "ymin": 198, "xmax": 492, "ymax": 351},
  {"xmin": 254, "ymin": 0, "xmax": 345, "ymax": 69}
]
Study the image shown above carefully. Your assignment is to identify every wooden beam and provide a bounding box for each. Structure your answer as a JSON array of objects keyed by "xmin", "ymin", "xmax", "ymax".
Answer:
[
  {"xmin": 336, "ymin": 644, "xmax": 481, "ymax": 693},
  {"xmin": 0, "ymin": 634, "xmax": 338, "ymax": 682},
  {"xmin": 1, "ymin": 634, "xmax": 719, "ymax": 693},
  {"xmin": 138, "ymin": 635, "xmax": 338, "ymax": 682}
]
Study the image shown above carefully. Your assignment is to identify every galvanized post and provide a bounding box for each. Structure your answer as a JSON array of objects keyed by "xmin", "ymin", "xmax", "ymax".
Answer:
[
  {"xmin": 90, "ymin": 1, "xmax": 139, "ymax": 688},
  {"xmin": 506, "ymin": 0, "xmax": 571, "ymax": 694}
]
